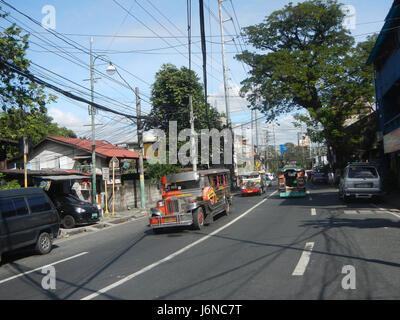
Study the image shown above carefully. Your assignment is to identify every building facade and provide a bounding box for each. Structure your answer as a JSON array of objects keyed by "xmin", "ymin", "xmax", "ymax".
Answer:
[{"xmin": 367, "ymin": 0, "xmax": 400, "ymax": 185}]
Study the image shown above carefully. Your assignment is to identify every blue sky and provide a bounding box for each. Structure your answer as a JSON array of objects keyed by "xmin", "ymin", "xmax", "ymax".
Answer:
[{"xmin": 0, "ymin": 0, "xmax": 394, "ymax": 145}]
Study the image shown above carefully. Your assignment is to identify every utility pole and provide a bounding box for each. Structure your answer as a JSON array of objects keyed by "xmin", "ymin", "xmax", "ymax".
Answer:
[
  {"xmin": 255, "ymin": 109, "xmax": 259, "ymax": 155},
  {"xmin": 89, "ymin": 36, "xmax": 97, "ymax": 206},
  {"xmin": 218, "ymin": 0, "xmax": 237, "ymax": 183},
  {"xmin": 264, "ymin": 130, "xmax": 269, "ymax": 172},
  {"xmin": 136, "ymin": 87, "xmax": 146, "ymax": 209},
  {"xmin": 218, "ymin": 0, "xmax": 231, "ymax": 127},
  {"xmin": 251, "ymin": 110, "xmax": 254, "ymax": 167},
  {"xmin": 189, "ymin": 95, "xmax": 197, "ymax": 171},
  {"xmin": 187, "ymin": 0, "xmax": 197, "ymax": 172}
]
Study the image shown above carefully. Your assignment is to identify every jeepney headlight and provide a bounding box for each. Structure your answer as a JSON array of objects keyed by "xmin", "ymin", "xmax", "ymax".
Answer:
[
  {"xmin": 157, "ymin": 200, "xmax": 165, "ymax": 208},
  {"xmin": 188, "ymin": 197, "xmax": 198, "ymax": 203},
  {"xmin": 150, "ymin": 207, "xmax": 163, "ymax": 216}
]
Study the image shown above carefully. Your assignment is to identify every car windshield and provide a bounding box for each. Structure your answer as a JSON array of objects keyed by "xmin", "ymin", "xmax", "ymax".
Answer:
[
  {"xmin": 348, "ymin": 167, "xmax": 377, "ymax": 179},
  {"xmin": 167, "ymin": 180, "xmax": 200, "ymax": 191}
]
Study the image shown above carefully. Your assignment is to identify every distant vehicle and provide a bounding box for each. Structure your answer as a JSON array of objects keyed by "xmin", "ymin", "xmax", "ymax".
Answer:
[
  {"xmin": 312, "ymin": 173, "xmax": 328, "ymax": 184},
  {"xmin": 278, "ymin": 166, "xmax": 307, "ymax": 198},
  {"xmin": 338, "ymin": 162, "xmax": 383, "ymax": 202},
  {"xmin": 47, "ymin": 193, "xmax": 100, "ymax": 229},
  {"xmin": 149, "ymin": 169, "xmax": 232, "ymax": 233},
  {"xmin": 266, "ymin": 173, "xmax": 275, "ymax": 181},
  {"xmin": 239, "ymin": 172, "xmax": 268, "ymax": 196},
  {"xmin": 0, "ymin": 188, "xmax": 60, "ymax": 263},
  {"xmin": 306, "ymin": 170, "xmax": 313, "ymax": 181}
]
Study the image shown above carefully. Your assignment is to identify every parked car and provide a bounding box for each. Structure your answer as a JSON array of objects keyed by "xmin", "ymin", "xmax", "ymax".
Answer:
[
  {"xmin": 312, "ymin": 172, "xmax": 328, "ymax": 184},
  {"xmin": 338, "ymin": 162, "xmax": 382, "ymax": 202},
  {"xmin": 0, "ymin": 188, "xmax": 60, "ymax": 263},
  {"xmin": 47, "ymin": 193, "xmax": 100, "ymax": 229}
]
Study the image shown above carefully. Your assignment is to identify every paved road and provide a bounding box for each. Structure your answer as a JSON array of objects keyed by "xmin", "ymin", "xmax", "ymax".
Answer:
[{"xmin": 1, "ymin": 182, "xmax": 400, "ymax": 300}]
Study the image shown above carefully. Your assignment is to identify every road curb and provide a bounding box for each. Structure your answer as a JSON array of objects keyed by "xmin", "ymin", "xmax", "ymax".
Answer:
[{"xmin": 58, "ymin": 211, "xmax": 149, "ymax": 239}]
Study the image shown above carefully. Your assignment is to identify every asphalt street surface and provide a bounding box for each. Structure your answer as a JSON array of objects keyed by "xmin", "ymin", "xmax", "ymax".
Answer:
[{"xmin": 1, "ymin": 182, "xmax": 400, "ymax": 300}]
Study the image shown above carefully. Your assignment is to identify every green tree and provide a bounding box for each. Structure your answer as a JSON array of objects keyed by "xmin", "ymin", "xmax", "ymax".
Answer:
[
  {"xmin": 0, "ymin": 172, "xmax": 20, "ymax": 189},
  {"xmin": 145, "ymin": 63, "xmax": 223, "ymax": 132},
  {"xmin": 144, "ymin": 162, "xmax": 181, "ymax": 183},
  {"xmin": 236, "ymin": 0, "xmax": 376, "ymax": 168},
  {"xmin": 0, "ymin": 8, "xmax": 76, "ymax": 158}
]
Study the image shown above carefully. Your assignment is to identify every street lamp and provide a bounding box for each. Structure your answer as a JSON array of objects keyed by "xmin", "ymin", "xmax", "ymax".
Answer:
[
  {"xmin": 89, "ymin": 37, "xmax": 114, "ymax": 206},
  {"xmin": 106, "ymin": 62, "xmax": 146, "ymax": 209}
]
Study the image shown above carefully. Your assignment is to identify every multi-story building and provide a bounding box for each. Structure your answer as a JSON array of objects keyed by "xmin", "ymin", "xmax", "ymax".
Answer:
[{"xmin": 367, "ymin": 0, "xmax": 400, "ymax": 183}]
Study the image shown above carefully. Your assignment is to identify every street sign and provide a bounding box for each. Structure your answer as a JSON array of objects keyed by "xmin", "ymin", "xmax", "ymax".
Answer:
[
  {"xmin": 101, "ymin": 167, "xmax": 109, "ymax": 181},
  {"xmin": 109, "ymin": 156, "xmax": 119, "ymax": 168}
]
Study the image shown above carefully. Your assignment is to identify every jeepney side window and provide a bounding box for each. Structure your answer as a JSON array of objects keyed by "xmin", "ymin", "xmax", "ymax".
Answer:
[
  {"xmin": 209, "ymin": 175, "xmax": 217, "ymax": 187},
  {"xmin": 216, "ymin": 175, "xmax": 221, "ymax": 187},
  {"xmin": 222, "ymin": 174, "xmax": 226, "ymax": 186}
]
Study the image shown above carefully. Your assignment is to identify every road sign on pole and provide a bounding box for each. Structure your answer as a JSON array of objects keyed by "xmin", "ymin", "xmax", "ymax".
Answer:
[{"xmin": 102, "ymin": 167, "xmax": 110, "ymax": 181}]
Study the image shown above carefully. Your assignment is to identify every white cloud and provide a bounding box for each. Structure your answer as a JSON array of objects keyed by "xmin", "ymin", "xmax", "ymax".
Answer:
[
  {"xmin": 48, "ymin": 107, "xmax": 89, "ymax": 133},
  {"xmin": 208, "ymin": 81, "xmax": 250, "ymax": 115}
]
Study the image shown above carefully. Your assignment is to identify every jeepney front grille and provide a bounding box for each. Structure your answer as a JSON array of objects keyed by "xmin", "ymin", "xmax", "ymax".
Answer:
[{"xmin": 165, "ymin": 199, "xmax": 180, "ymax": 214}]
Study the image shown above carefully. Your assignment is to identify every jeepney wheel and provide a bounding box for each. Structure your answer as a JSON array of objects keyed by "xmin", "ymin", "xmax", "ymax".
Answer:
[
  {"xmin": 192, "ymin": 207, "xmax": 204, "ymax": 230},
  {"xmin": 153, "ymin": 228, "xmax": 164, "ymax": 234}
]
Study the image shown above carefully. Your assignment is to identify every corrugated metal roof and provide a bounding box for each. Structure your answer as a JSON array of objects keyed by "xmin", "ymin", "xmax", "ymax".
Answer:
[{"xmin": 47, "ymin": 136, "xmax": 143, "ymax": 159}]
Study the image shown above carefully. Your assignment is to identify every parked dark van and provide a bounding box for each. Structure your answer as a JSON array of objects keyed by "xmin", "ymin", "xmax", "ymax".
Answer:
[
  {"xmin": 47, "ymin": 193, "xmax": 100, "ymax": 229},
  {"xmin": 0, "ymin": 188, "xmax": 60, "ymax": 263}
]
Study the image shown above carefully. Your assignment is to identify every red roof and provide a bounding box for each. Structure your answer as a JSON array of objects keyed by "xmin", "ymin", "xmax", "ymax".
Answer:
[{"xmin": 47, "ymin": 136, "xmax": 144, "ymax": 159}]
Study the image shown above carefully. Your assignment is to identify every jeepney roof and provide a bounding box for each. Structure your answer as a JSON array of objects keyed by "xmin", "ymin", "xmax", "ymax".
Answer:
[
  {"xmin": 278, "ymin": 166, "xmax": 305, "ymax": 172},
  {"xmin": 165, "ymin": 169, "xmax": 229, "ymax": 183}
]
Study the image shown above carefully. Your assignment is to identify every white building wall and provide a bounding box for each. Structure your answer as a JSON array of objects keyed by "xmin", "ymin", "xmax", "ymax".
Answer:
[{"xmin": 29, "ymin": 141, "xmax": 77, "ymax": 170}]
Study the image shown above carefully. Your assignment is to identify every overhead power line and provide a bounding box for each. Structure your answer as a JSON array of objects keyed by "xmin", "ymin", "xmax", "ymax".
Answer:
[{"xmin": 0, "ymin": 57, "xmax": 147, "ymax": 121}]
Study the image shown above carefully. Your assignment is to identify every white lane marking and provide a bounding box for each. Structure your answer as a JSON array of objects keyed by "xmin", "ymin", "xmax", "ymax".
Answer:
[
  {"xmin": 292, "ymin": 242, "xmax": 315, "ymax": 276},
  {"xmin": 370, "ymin": 204, "xmax": 400, "ymax": 219},
  {"xmin": 311, "ymin": 208, "xmax": 316, "ymax": 216},
  {"xmin": 81, "ymin": 191, "xmax": 278, "ymax": 300},
  {"xmin": 0, "ymin": 252, "xmax": 88, "ymax": 285}
]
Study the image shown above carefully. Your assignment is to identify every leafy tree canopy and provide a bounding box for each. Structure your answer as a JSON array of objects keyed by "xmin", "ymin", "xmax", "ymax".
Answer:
[
  {"xmin": 0, "ymin": 8, "xmax": 76, "ymax": 158},
  {"xmin": 236, "ymin": 0, "xmax": 376, "ymax": 167},
  {"xmin": 145, "ymin": 63, "xmax": 223, "ymax": 133}
]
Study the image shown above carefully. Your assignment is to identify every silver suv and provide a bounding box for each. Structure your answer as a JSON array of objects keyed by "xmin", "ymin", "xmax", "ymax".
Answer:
[{"xmin": 338, "ymin": 163, "xmax": 382, "ymax": 202}]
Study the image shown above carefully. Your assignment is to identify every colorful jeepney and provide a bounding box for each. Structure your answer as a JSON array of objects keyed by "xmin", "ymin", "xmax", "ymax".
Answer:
[
  {"xmin": 149, "ymin": 169, "xmax": 232, "ymax": 233},
  {"xmin": 277, "ymin": 166, "xmax": 307, "ymax": 198},
  {"xmin": 239, "ymin": 172, "xmax": 268, "ymax": 196}
]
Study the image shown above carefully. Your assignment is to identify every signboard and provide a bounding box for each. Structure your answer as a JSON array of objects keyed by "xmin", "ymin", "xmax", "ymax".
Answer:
[
  {"xmin": 102, "ymin": 167, "xmax": 110, "ymax": 181},
  {"xmin": 384, "ymin": 127, "xmax": 400, "ymax": 154},
  {"xmin": 107, "ymin": 178, "xmax": 121, "ymax": 185},
  {"xmin": 109, "ymin": 156, "xmax": 119, "ymax": 168}
]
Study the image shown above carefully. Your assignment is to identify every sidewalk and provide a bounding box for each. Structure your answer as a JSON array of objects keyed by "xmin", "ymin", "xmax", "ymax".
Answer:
[{"xmin": 58, "ymin": 207, "xmax": 149, "ymax": 239}]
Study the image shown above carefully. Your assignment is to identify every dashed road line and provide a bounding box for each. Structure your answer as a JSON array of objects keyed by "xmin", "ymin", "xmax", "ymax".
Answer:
[
  {"xmin": 311, "ymin": 208, "xmax": 316, "ymax": 216},
  {"xmin": 292, "ymin": 242, "xmax": 315, "ymax": 276}
]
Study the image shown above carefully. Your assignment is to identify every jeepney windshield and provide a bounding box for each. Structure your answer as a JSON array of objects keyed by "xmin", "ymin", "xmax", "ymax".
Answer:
[{"xmin": 167, "ymin": 179, "xmax": 200, "ymax": 191}]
